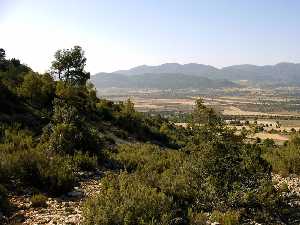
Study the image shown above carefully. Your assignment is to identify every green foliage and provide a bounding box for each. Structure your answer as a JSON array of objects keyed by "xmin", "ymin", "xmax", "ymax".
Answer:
[
  {"xmin": 72, "ymin": 151, "xmax": 97, "ymax": 171},
  {"xmin": 47, "ymin": 99, "xmax": 102, "ymax": 155},
  {"xmin": 0, "ymin": 46, "xmax": 295, "ymax": 224},
  {"xmin": 55, "ymin": 81, "xmax": 96, "ymax": 113},
  {"xmin": 191, "ymin": 98, "xmax": 222, "ymax": 127},
  {"xmin": 211, "ymin": 210, "xmax": 240, "ymax": 225},
  {"xmin": 0, "ymin": 52, "xmax": 30, "ymax": 92},
  {"xmin": 51, "ymin": 46, "xmax": 90, "ymax": 85},
  {"xmin": 262, "ymin": 138, "xmax": 275, "ymax": 148},
  {"xmin": 41, "ymin": 154, "xmax": 76, "ymax": 194},
  {"xmin": 83, "ymin": 172, "xmax": 173, "ymax": 225},
  {"xmin": 0, "ymin": 146, "xmax": 76, "ymax": 195},
  {"xmin": 0, "ymin": 124, "xmax": 33, "ymax": 153},
  {"xmin": 106, "ymin": 140, "xmax": 281, "ymax": 222},
  {"xmin": 96, "ymin": 99, "xmax": 115, "ymax": 120},
  {"xmin": 0, "ymin": 125, "xmax": 75, "ymax": 195},
  {"xmin": 30, "ymin": 194, "xmax": 48, "ymax": 208},
  {"xmin": 264, "ymin": 134, "xmax": 300, "ymax": 175},
  {"xmin": 18, "ymin": 72, "xmax": 55, "ymax": 108},
  {"xmin": 187, "ymin": 210, "xmax": 208, "ymax": 225}
]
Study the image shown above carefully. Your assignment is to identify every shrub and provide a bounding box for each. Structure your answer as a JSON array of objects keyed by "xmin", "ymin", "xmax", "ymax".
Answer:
[
  {"xmin": 30, "ymin": 194, "xmax": 48, "ymax": 208},
  {"xmin": 211, "ymin": 210, "xmax": 240, "ymax": 225},
  {"xmin": 0, "ymin": 126, "xmax": 33, "ymax": 153},
  {"xmin": 40, "ymin": 155, "xmax": 76, "ymax": 195},
  {"xmin": 108, "ymin": 141, "xmax": 285, "ymax": 223},
  {"xmin": 83, "ymin": 172, "xmax": 173, "ymax": 225},
  {"xmin": 0, "ymin": 147, "xmax": 75, "ymax": 195},
  {"xmin": 72, "ymin": 151, "xmax": 97, "ymax": 171},
  {"xmin": 188, "ymin": 209, "xmax": 208, "ymax": 225},
  {"xmin": 264, "ymin": 135, "xmax": 300, "ymax": 175},
  {"xmin": 263, "ymin": 138, "xmax": 275, "ymax": 148},
  {"xmin": 47, "ymin": 101, "xmax": 103, "ymax": 155}
]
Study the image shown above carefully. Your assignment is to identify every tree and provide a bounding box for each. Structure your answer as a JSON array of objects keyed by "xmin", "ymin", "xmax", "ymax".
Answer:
[
  {"xmin": 191, "ymin": 98, "xmax": 221, "ymax": 126},
  {"xmin": 263, "ymin": 138, "xmax": 275, "ymax": 147},
  {"xmin": 51, "ymin": 46, "xmax": 90, "ymax": 85},
  {"xmin": 0, "ymin": 48, "xmax": 7, "ymax": 71},
  {"xmin": 18, "ymin": 72, "xmax": 55, "ymax": 107},
  {"xmin": 0, "ymin": 48, "xmax": 5, "ymax": 60},
  {"xmin": 123, "ymin": 98, "xmax": 135, "ymax": 115}
]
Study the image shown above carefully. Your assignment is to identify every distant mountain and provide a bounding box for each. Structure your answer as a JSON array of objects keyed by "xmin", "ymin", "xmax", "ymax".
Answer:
[
  {"xmin": 92, "ymin": 62, "xmax": 300, "ymax": 89},
  {"xmin": 114, "ymin": 63, "xmax": 218, "ymax": 77},
  {"xmin": 110, "ymin": 62, "xmax": 300, "ymax": 86},
  {"xmin": 219, "ymin": 63, "xmax": 300, "ymax": 84},
  {"xmin": 91, "ymin": 72, "xmax": 237, "ymax": 89}
]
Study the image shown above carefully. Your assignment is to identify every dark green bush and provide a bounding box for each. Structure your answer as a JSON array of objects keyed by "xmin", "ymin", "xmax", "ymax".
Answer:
[
  {"xmin": 262, "ymin": 138, "xmax": 275, "ymax": 148},
  {"xmin": 83, "ymin": 172, "xmax": 173, "ymax": 225},
  {"xmin": 264, "ymin": 135, "xmax": 300, "ymax": 175},
  {"xmin": 48, "ymin": 100, "xmax": 103, "ymax": 155},
  {"xmin": 0, "ymin": 147, "xmax": 75, "ymax": 195},
  {"xmin": 40, "ymin": 155, "xmax": 75, "ymax": 195},
  {"xmin": 106, "ymin": 142, "xmax": 286, "ymax": 223},
  {"xmin": 72, "ymin": 151, "xmax": 97, "ymax": 171},
  {"xmin": 0, "ymin": 125, "xmax": 33, "ymax": 153}
]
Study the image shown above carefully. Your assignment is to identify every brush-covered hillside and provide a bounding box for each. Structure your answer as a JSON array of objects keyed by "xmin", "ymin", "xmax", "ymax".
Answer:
[{"xmin": 1, "ymin": 46, "xmax": 300, "ymax": 225}]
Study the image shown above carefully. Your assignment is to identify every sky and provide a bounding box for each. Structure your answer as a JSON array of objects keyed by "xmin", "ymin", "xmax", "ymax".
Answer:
[{"xmin": 1, "ymin": 0, "xmax": 300, "ymax": 74}]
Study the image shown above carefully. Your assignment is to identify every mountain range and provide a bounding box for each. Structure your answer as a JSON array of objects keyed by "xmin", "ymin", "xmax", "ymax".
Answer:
[{"xmin": 91, "ymin": 62, "xmax": 300, "ymax": 89}]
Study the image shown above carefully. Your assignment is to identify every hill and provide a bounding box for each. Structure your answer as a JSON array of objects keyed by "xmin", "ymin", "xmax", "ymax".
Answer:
[
  {"xmin": 91, "ymin": 72, "xmax": 237, "ymax": 89},
  {"xmin": 114, "ymin": 63, "xmax": 218, "ymax": 76},
  {"xmin": 218, "ymin": 63, "xmax": 300, "ymax": 84},
  {"xmin": 108, "ymin": 62, "xmax": 300, "ymax": 86}
]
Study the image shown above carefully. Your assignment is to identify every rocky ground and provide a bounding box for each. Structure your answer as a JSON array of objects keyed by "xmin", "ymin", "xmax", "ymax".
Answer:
[
  {"xmin": 3, "ymin": 171, "xmax": 103, "ymax": 225},
  {"xmin": 2, "ymin": 173, "xmax": 300, "ymax": 225}
]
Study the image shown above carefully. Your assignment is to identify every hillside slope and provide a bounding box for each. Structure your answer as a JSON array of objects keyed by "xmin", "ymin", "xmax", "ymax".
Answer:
[{"xmin": 1, "ymin": 47, "xmax": 300, "ymax": 225}]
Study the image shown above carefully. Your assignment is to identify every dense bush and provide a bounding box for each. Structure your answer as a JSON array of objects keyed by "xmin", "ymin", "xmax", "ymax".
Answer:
[
  {"xmin": 0, "ymin": 125, "xmax": 34, "ymax": 153},
  {"xmin": 41, "ymin": 155, "xmax": 75, "ymax": 194},
  {"xmin": 72, "ymin": 151, "xmax": 97, "ymax": 171},
  {"xmin": 264, "ymin": 134, "xmax": 300, "ymax": 175},
  {"xmin": 17, "ymin": 72, "xmax": 55, "ymax": 108},
  {"xmin": 102, "ymin": 141, "xmax": 286, "ymax": 223},
  {"xmin": 83, "ymin": 172, "xmax": 173, "ymax": 225},
  {"xmin": 0, "ymin": 147, "xmax": 76, "ymax": 195},
  {"xmin": 46, "ymin": 99, "xmax": 103, "ymax": 155}
]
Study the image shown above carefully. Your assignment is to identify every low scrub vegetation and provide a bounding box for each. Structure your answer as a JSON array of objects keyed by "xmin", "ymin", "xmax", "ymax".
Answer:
[
  {"xmin": 85, "ymin": 124, "xmax": 288, "ymax": 224},
  {"xmin": 0, "ymin": 46, "xmax": 298, "ymax": 223},
  {"xmin": 264, "ymin": 134, "xmax": 300, "ymax": 176},
  {"xmin": 30, "ymin": 194, "xmax": 48, "ymax": 208},
  {"xmin": 83, "ymin": 172, "xmax": 173, "ymax": 225}
]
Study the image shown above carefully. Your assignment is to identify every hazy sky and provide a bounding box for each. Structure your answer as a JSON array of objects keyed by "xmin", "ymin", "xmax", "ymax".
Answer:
[{"xmin": 1, "ymin": 0, "xmax": 300, "ymax": 74}]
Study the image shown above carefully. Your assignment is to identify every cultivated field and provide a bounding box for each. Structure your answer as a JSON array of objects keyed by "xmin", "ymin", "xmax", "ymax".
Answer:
[{"xmin": 97, "ymin": 87, "xmax": 300, "ymax": 144}]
